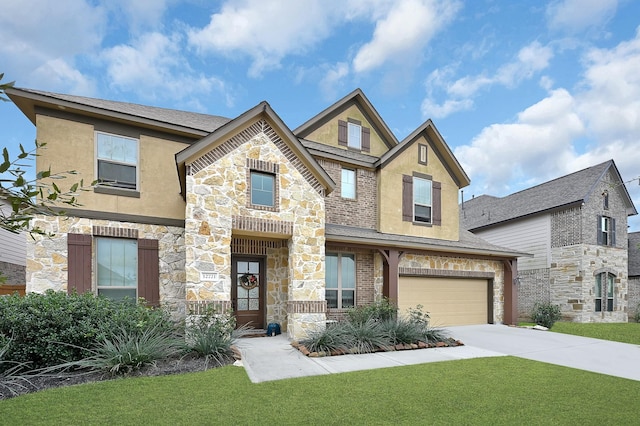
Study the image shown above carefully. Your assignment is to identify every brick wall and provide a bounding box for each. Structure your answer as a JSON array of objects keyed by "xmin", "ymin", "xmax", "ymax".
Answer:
[
  {"xmin": 628, "ymin": 277, "xmax": 640, "ymax": 321},
  {"xmin": 0, "ymin": 261, "xmax": 25, "ymax": 285},
  {"xmin": 319, "ymin": 159, "xmax": 377, "ymax": 229},
  {"xmin": 517, "ymin": 268, "xmax": 550, "ymax": 321}
]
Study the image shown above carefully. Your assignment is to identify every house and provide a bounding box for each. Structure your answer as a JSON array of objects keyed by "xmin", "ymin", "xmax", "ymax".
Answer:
[
  {"xmin": 460, "ymin": 160, "xmax": 637, "ymax": 322},
  {"xmin": 628, "ymin": 232, "xmax": 640, "ymax": 320},
  {"xmin": 0, "ymin": 198, "xmax": 26, "ymax": 289},
  {"xmin": 6, "ymin": 87, "xmax": 525, "ymax": 339}
]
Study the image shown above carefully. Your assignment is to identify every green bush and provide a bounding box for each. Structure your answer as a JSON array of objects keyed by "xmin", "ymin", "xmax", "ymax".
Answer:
[
  {"xmin": 531, "ymin": 302, "xmax": 562, "ymax": 329},
  {"xmin": 341, "ymin": 319, "xmax": 391, "ymax": 353},
  {"xmin": 634, "ymin": 304, "xmax": 640, "ymax": 323},
  {"xmin": 185, "ymin": 307, "xmax": 240, "ymax": 366},
  {"xmin": 346, "ymin": 298, "xmax": 398, "ymax": 324},
  {"xmin": 380, "ymin": 317, "xmax": 424, "ymax": 345},
  {"xmin": 0, "ymin": 290, "xmax": 173, "ymax": 371},
  {"xmin": 299, "ymin": 323, "xmax": 349, "ymax": 354}
]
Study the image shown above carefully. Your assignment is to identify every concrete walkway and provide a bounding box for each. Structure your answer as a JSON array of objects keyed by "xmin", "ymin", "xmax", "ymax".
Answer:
[{"xmin": 235, "ymin": 324, "xmax": 640, "ymax": 383}]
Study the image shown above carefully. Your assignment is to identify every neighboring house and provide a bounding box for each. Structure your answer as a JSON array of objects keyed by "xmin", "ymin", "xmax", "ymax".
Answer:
[
  {"xmin": 460, "ymin": 160, "xmax": 637, "ymax": 322},
  {"xmin": 0, "ymin": 199, "xmax": 26, "ymax": 285},
  {"xmin": 628, "ymin": 232, "xmax": 640, "ymax": 320},
  {"xmin": 7, "ymin": 87, "xmax": 525, "ymax": 339}
]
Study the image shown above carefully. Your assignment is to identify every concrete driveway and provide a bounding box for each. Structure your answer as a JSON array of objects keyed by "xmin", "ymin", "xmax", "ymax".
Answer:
[{"xmin": 446, "ymin": 324, "xmax": 640, "ymax": 381}]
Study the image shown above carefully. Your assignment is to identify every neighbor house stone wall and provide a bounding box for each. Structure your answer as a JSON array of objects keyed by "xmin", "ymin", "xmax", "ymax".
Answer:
[
  {"xmin": 25, "ymin": 214, "xmax": 186, "ymax": 317},
  {"xmin": 516, "ymin": 268, "xmax": 550, "ymax": 321},
  {"xmin": 0, "ymin": 261, "xmax": 25, "ymax": 285},
  {"xmin": 399, "ymin": 253, "xmax": 505, "ymax": 323},
  {"xmin": 629, "ymin": 277, "xmax": 640, "ymax": 321},
  {"xmin": 185, "ymin": 119, "xmax": 326, "ymax": 340},
  {"xmin": 318, "ymin": 159, "xmax": 377, "ymax": 229}
]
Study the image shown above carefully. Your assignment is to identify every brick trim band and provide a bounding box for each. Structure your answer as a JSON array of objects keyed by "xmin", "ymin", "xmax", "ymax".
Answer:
[
  {"xmin": 92, "ymin": 226, "xmax": 139, "ymax": 239},
  {"xmin": 287, "ymin": 300, "xmax": 327, "ymax": 314},
  {"xmin": 186, "ymin": 300, "xmax": 232, "ymax": 315},
  {"xmin": 399, "ymin": 268, "xmax": 495, "ymax": 279}
]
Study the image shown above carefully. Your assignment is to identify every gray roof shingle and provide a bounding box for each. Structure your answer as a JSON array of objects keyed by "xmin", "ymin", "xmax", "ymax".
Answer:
[{"xmin": 460, "ymin": 160, "xmax": 634, "ymax": 231}]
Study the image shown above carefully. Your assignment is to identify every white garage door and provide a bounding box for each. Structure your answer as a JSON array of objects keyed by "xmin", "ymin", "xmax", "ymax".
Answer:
[{"xmin": 398, "ymin": 277, "xmax": 490, "ymax": 326}]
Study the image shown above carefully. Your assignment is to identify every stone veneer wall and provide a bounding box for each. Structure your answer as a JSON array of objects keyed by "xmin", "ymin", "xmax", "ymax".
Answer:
[
  {"xmin": 185, "ymin": 119, "xmax": 326, "ymax": 340},
  {"xmin": 516, "ymin": 268, "xmax": 551, "ymax": 321},
  {"xmin": 399, "ymin": 253, "xmax": 505, "ymax": 323},
  {"xmin": 550, "ymin": 244, "xmax": 628, "ymax": 322},
  {"xmin": 318, "ymin": 159, "xmax": 377, "ymax": 229},
  {"xmin": 25, "ymin": 214, "xmax": 186, "ymax": 317},
  {"xmin": 0, "ymin": 261, "xmax": 25, "ymax": 285},
  {"xmin": 629, "ymin": 277, "xmax": 640, "ymax": 321}
]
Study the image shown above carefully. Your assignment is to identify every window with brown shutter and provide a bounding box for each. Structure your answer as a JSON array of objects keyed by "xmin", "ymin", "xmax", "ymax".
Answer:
[
  {"xmin": 362, "ymin": 127, "xmax": 370, "ymax": 152},
  {"xmin": 138, "ymin": 239, "xmax": 160, "ymax": 307},
  {"xmin": 402, "ymin": 175, "xmax": 413, "ymax": 222},
  {"xmin": 432, "ymin": 181, "xmax": 442, "ymax": 225},
  {"xmin": 67, "ymin": 233, "xmax": 92, "ymax": 294}
]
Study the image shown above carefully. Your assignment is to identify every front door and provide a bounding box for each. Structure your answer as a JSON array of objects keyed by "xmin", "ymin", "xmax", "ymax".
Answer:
[{"xmin": 232, "ymin": 256, "xmax": 265, "ymax": 329}]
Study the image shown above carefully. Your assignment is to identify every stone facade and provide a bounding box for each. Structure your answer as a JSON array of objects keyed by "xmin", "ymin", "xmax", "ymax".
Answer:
[
  {"xmin": 184, "ymin": 119, "xmax": 326, "ymax": 339},
  {"xmin": 399, "ymin": 253, "xmax": 505, "ymax": 323},
  {"xmin": 25, "ymin": 214, "xmax": 186, "ymax": 317}
]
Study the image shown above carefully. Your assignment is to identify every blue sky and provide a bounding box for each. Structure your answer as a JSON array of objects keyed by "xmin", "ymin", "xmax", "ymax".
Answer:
[{"xmin": 2, "ymin": 0, "xmax": 640, "ymax": 230}]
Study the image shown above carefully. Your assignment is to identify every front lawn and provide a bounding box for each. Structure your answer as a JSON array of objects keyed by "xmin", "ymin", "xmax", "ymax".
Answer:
[
  {"xmin": 2, "ymin": 357, "xmax": 639, "ymax": 425},
  {"xmin": 551, "ymin": 322, "xmax": 640, "ymax": 345}
]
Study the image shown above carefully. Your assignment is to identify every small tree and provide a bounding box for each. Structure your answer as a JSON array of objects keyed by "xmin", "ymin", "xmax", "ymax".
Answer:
[{"xmin": 1, "ymin": 74, "xmax": 93, "ymax": 236}]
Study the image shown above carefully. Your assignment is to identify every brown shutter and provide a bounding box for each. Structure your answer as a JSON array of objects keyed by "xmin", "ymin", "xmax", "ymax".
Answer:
[
  {"xmin": 611, "ymin": 218, "xmax": 616, "ymax": 246},
  {"xmin": 362, "ymin": 127, "xmax": 370, "ymax": 152},
  {"xmin": 138, "ymin": 238, "xmax": 160, "ymax": 306},
  {"xmin": 402, "ymin": 175, "xmax": 413, "ymax": 222},
  {"xmin": 67, "ymin": 233, "xmax": 92, "ymax": 294},
  {"xmin": 338, "ymin": 120, "xmax": 348, "ymax": 146},
  {"xmin": 433, "ymin": 181, "xmax": 442, "ymax": 226},
  {"xmin": 597, "ymin": 216, "xmax": 603, "ymax": 245}
]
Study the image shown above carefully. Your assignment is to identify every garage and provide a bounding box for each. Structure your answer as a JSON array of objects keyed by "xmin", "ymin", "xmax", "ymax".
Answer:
[{"xmin": 398, "ymin": 277, "xmax": 492, "ymax": 326}]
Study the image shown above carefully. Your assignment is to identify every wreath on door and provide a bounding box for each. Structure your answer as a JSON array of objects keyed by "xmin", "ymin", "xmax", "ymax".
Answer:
[{"xmin": 239, "ymin": 273, "xmax": 258, "ymax": 290}]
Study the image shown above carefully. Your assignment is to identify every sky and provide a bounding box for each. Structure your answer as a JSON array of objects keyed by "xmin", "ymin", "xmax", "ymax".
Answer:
[{"xmin": 2, "ymin": 0, "xmax": 640, "ymax": 231}]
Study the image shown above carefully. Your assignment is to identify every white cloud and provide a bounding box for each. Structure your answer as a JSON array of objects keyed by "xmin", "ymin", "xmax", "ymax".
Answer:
[
  {"xmin": 107, "ymin": 0, "xmax": 174, "ymax": 31},
  {"xmin": 352, "ymin": 0, "xmax": 461, "ymax": 73},
  {"xmin": 423, "ymin": 41, "xmax": 553, "ymax": 119},
  {"xmin": 0, "ymin": 0, "xmax": 106, "ymax": 87},
  {"xmin": 319, "ymin": 62, "xmax": 350, "ymax": 100},
  {"xmin": 454, "ymin": 89, "xmax": 584, "ymax": 193},
  {"xmin": 187, "ymin": 0, "xmax": 335, "ymax": 77},
  {"xmin": 547, "ymin": 0, "xmax": 617, "ymax": 34},
  {"xmin": 101, "ymin": 32, "xmax": 231, "ymax": 106},
  {"xmin": 30, "ymin": 59, "xmax": 96, "ymax": 96}
]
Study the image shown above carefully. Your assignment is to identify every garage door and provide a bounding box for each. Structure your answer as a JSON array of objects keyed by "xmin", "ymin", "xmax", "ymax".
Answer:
[{"xmin": 398, "ymin": 277, "xmax": 490, "ymax": 326}]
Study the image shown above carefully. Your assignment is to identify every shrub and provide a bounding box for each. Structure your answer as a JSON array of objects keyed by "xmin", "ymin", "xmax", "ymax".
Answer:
[
  {"xmin": 346, "ymin": 298, "xmax": 398, "ymax": 325},
  {"xmin": 299, "ymin": 322, "xmax": 349, "ymax": 354},
  {"xmin": 68, "ymin": 324, "xmax": 185, "ymax": 376},
  {"xmin": 531, "ymin": 302, "xmax": 562, "ymax": 329},
  {"xmin": 0, "ymin": 337, "xmax": 32, "ymax": 398},
  {"xmin": 634, "ymin": 304, "xmax": 640, "ymax": 323},
  {"xmin": 379, "ymin": 317, "xmax": 424, "ymax": 345},
  {"xmin": 0, "ymin": 290, "xmax": 174, "ymax": 371},
  {"xmin": 185, "ymin": 307, "xmax": 240, "ymax": 366},
  {"xmin": 341, "ymin": 319, "xmax": 391, "ymax": 353}
]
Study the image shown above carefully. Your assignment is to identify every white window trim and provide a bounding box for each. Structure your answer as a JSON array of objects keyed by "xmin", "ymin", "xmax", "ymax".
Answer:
[
  {"xmin": 347, "ymin": 122, "xmax": 361, "ymax": 149},
  {"xmin": 326, "ymin": 253, "xmax": 356, "ymax": 309},
  {"xmin": 413, "ymin": 176, "xmax": 432, "ymax": 223},
  {"xmin": 341, "ymin": 168, "xmax": 356, "ymax": 199},
  {"xmin": 95, "ymin": 236, "xmax": 138, "ymax": 300},
  {"xmin": 95, "ymin": 131, "xmax": 140, "ymax": 191}
]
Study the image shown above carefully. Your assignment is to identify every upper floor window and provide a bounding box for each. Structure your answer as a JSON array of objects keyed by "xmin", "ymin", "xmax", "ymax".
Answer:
[
  {"xmin": 597, "ymin": 215, "xmax": 616, "ymax": 246},
  {"xmin": 96, "ymin": 132, "xmax": 138, "ymax": 190},
  {"xmin": 413, "ymin": 177, "xmax": 432, "ymax": 223},
  {"xmin": 341, "ymin": 168, "xmax": 356, "ymax": 199},
  {"xmin": 595, "ymin": 272, "xmax": 614, "ymax": 312},
  {"xmin": 250, "ymin": 171, "xmax": 275, "ymax": 207},
  {"xmin": 325, "ymin": 253, "xmax": 355, "ymax": 309},
  {"xmin": 347, "ymin": 122, "xmax": 361, "ymax": 149},
  {"xmin": 96, "ymin": 237, "xmax": 138, "ymax": 301}
]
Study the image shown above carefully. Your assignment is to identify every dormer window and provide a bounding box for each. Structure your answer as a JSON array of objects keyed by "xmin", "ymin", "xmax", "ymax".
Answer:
[{"xmin": 347, "ymin": 122, "xmax": 361, "ymax": 149}]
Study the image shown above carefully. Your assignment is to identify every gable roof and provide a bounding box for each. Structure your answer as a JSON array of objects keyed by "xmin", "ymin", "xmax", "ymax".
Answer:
[
  {"xmin": 293, "ymin": 88, "xmax": 398, "ymax": 150},
  {"xmin": 176, "ymin": 101, "xmax": 335, "ymax": 196},
  {"xmin": 377, "ymin": 119, "xmax": 470, "ymax": 188},
  {"xmin": 461, "ymin": 160, "xmax": 637, "ymax": 231},
  {"xmin": 6, "ymin": 87, "xmax": 230, "ymax": 139},
  {"xmin": 629, "ymin": 232, "xmax": 640, "ymax": 277}
]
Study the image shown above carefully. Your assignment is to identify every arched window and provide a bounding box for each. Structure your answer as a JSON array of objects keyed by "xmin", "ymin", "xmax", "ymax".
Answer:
[{"xmin": 595, "ymin": 272, "xmax": 614, "ymax": 312}]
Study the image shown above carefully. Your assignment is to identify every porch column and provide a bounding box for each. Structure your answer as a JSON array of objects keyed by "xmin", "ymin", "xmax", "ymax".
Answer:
[
  {"xmin": 380, "ymin": 249, "xmax": 402, "ymax": 305},
  {"xmin": 503, "ymin": 259, "xmax": 518, "ymax": 325}
]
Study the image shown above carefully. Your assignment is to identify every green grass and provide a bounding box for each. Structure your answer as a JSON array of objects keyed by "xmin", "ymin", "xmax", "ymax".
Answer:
[
  {"xmin": 2, "ymin": 357, "xmax": 640, "ymax": 425},
  {"xmin": 551, "ymin": 322, "xmax": 640, "ymax": 345}
]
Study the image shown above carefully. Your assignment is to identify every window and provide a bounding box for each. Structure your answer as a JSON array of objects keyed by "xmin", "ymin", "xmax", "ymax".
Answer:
[
  {"xmin": 96, "ymin": 237, "xmax": 138, "ymax": 301},
  {"xmin": 595, "ymin": 272, "xmax": 614, "ymax": 312},
  {"xmin": 347, "ymin": 122, "xmax": 361, "ymax": 149},
  {"xmin": 603, "ymin": 191, "xmax": 609, "ymax": 210},
  {"xmin": 96, "ymin": 132, "xmax": 138, "ymax": 190},
  {"xmin": 341, "ymin": 168, "xmax": 356, "ymax": 199},
  {"xmin": 250, "ymin": 171, "xmax": 275, "ymax": 207},
  {"xmin": 597, "ymin": 216, "xmax": 616, "ymax": 246},
  {"xmin": 326, "ymin": 253, "xmax": 355, "ymax": 309},
  {"xmin": 418, "ymin": 144, "xmax": 428, "ymax": 165},
  {"xmin": 413, "ymin": 177, "xmax": 432, "ymax": 223}
]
